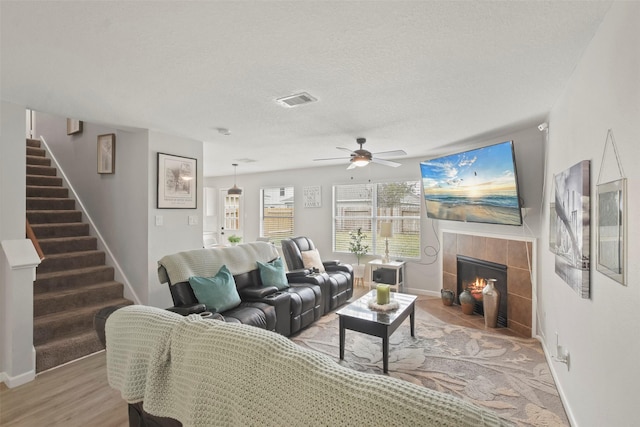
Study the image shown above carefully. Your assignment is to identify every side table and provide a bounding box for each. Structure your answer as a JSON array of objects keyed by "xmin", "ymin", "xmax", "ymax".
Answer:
[{"xmin": 368, "ymin": 259, "xmax": 406, "ymax": 292}]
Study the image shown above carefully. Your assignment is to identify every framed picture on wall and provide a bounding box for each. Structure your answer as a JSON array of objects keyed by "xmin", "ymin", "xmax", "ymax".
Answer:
[
  {"xmin": 97, "ymin": 133, "xmax": 115, "ymax": 174},
  {"xmin": 303, "ymin": 185, "xmax": 321, "ymax": 208},
  {"xmin": 553, "ymin": 160, "xmax": 590, "ymax": 298},
  {"xmin": 549, "ymin": 202, "xmax": 558, "ymax": 253},
  {"xmin": 67, "ymin": 118, "xmax": 83, "ymax": 135},
  {"xmin": 596, "ymin": 178, "xmax": 626, "ymax": 285},
  {"xmin": 157, "ymin": 152, "xmax": 197, "ymax": 209}
]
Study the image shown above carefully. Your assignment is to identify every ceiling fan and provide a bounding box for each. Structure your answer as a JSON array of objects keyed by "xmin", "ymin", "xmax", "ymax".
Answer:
[{"xmin": 314, "ymin": 137, "xmax": 406, "ymax": 169}]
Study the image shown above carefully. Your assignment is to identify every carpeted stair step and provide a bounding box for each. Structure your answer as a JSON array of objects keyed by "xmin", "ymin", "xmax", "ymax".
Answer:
[
  {"xmin": 26, "ymin": 155, "xmax": 51, "ymax": 167},
  {"xmin": 34, "ymin": 299, "xmax": 132, "ymax": 346},
  {"xmin": 34, "ymin": 281, "xmax": 125, "ymax": 317},
  {"xmin": 38, "ymin": 236, "xmax": 97, "ymax": 254},
  {"xmin": 26, "ymin": 174, "xmax": 63, "ymax": 187},
  {"xmin": 34, "ymin": 265, "xmax": 115, "ymax": 294},
  {"xmin": 27, "ymin": 146, "xmax": 46, "ymax": 157},
  {"xmin": 27, "ymin": 138, "xmax": 41, "ymax": 148},
  {"xmin": 31, "ymin": 222, "xmax": 89, "ymax": 239},
  {"xmin": 27, "ymin": 185, "xmax": 68, "ymax": 198},
  {"xmin": 35, "ymin": 330, "xmax": 105, "ymax": 373},
  {"xmin": 26, "ymin": 164, "xmax": 57, "ymax": 176},
  {"xmin": 27, "ymin": 197, "xmax": 75, "ymax": 210},
  {"xmin": 27, "ymin": 209, "xmax": 82, "ymax": 224},
  {"xmin": 37, "ymin": 250, "xmax": 106, "ymax": 273}
]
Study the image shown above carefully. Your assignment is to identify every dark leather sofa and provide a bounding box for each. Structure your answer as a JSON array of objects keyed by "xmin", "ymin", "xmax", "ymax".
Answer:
[
  {"xmin": 281, "ymin": 237, "xmax": 354, "ymax": 313},
  {"xmin": 158, "ymin": 242, "xmax": 329, "ymax": 338},
  {"xmin": 164, "ymin": 264, "xmax": 323, "ymax": 337}
]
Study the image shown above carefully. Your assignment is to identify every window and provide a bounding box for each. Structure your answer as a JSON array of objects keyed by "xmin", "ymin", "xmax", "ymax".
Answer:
[
  {"xmin": 224, "ymin": 194, "xmax": 241, "ymax": 231},
  {"xmin": 333, "ymin": 181, "xmax": 421, "ymax": 258},
  {"xmin": 261, "ymin": 186, "xmax": 294, "ymax": 244}
]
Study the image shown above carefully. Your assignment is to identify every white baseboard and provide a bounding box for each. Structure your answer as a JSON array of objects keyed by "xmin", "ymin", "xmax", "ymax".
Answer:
[
  {"xmin": 1, "ymin": 368, "xmax": 35, "ymax": 388},
  {"xmin": 404, "ymin": 287, "xmax": 439, "ymax": 297}
]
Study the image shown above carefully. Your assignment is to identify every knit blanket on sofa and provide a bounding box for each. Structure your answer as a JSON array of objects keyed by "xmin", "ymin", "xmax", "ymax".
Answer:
[
  {"xmin": 157, "ymin": 241, "xmax": 279, "ymax": 285},
  {"xmin": 106, "ymin": 305, "xmax": 512, "ymax": 427}
]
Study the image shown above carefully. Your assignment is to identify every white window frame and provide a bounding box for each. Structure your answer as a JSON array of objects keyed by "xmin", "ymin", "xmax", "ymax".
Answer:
[
  {"xmin": 333, "ymin": 181, "xmax": 421, "ymax": 260},
  {"xmin": 260, "ymin": 186, "xmax": 295, "ymax": 244}
]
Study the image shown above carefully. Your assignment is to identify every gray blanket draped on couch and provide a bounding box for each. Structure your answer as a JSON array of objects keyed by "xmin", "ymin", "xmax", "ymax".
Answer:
[{"xmin": 105, "ymin": 305, "xmax": 512, "ymax": 427}]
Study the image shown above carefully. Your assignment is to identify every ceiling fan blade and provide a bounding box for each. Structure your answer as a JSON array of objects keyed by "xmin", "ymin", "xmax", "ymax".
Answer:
[
  {"xmin": 313, "ymin": 156, "xmax": 350, "ymax": 161},
  {"xmin": 336, "ymin": 147, "xmax": 356, "ymax": 154},
  {"xmin": 346, "ymin": 162, "xmax": 358, "ymax": 170},
  {"xmin": 371, "ymin": 157, "xmax": 401, "ymax": 167},
  {"xmin": 372, "ymin": 149, "xmax": 407, "ymax": 158}
]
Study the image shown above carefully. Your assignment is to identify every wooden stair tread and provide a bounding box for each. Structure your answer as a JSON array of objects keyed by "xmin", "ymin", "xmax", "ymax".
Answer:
[
  {"xmin": 36, "ymin": 265, "xmax": 113, "ymax": 280},
  {"xmin": 34, "ymin": 299, "xmax": 130, "ymax": 325},
  {"xmin": 39, "ymin": 249, "xmax": 103, "ymax": 259},
  {"xmin": 30, "ymin": 222, "xmax": 87, "ymax": 228},
  {"xmin": 34, "ymin": 281, "xmax": 122, "ymax": 301},
  {"xmin": 38, "ymin": 236, "xmax": 96, "ymax": 243},
  {"xmin": 26, "ymin": 209, "xmax": 82, "ymax": 214},
  {"xmin": 34, "ymin": 329, "xmax": 102, "ymax": 353}
]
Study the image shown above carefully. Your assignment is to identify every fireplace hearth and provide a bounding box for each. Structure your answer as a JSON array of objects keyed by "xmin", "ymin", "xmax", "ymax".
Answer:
[{"xmin": 457, "ymin": 255, "xmax": 508, "ymax": 327}]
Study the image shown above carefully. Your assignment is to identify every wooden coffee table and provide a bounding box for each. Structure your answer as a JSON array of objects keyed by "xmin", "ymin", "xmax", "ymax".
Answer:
[{"xmin": 336, "ymin": 290, "xmax": 417, "ymax": 373}]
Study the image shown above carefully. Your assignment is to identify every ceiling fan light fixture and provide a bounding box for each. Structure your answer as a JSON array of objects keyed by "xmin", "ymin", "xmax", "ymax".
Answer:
[
  {"xmin": 352, "ymin": 156, "xmax": 370, "ymax": 167},
  {"xmin": 227, "ymin": 163, "xmax": 242, "ymax": 195}
]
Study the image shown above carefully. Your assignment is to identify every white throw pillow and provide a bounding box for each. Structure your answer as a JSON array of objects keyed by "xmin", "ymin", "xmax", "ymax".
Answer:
[{"xmin": 301, "ymin": 249, "xmax": 326, "ymax": 273}]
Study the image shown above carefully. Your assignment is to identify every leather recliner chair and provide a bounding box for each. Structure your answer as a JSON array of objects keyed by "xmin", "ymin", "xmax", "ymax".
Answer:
[{"xmin": 281, "ymin": 237, "xmax": 353, "ymax": 314}]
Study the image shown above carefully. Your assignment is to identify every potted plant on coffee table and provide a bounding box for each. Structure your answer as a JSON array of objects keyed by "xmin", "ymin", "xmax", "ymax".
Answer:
[
  {"xmin": 349, "ymin": 228, "xmax": 369, "ymax": 287},
  {"xmin": 228, "ymin": 235, "xmax": 242, "ymax": 246}
]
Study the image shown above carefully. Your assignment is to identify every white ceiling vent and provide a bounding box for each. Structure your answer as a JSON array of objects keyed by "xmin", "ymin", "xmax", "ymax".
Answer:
[{"xmin": 275, "ymin": 92, "xmax": 318, "ymax": 108}]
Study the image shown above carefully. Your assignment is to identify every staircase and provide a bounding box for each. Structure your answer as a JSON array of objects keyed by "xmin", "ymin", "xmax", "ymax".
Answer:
[{"xmin": 26, "ymin": 138, "xmax": 133, "ymax": 373}]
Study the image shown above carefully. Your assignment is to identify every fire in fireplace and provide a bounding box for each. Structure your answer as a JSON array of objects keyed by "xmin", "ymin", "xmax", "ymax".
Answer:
[{"xmin": 457, "ymin": 255, "xmax": 508, "ymax": 327}]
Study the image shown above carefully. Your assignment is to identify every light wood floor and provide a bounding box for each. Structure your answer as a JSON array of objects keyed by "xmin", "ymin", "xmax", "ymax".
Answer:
[
  {"xmin": 0, "ymin": 352, "xmax": 128, "ymax": 427},
  {"xmin": 0, "ymin": 293, "xmax": 518, "ymax": 426}
]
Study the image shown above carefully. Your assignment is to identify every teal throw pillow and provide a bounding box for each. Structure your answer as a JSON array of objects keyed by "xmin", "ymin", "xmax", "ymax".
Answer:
[
  {"xmin": 188, "ymin": 265, "xmax": 241, "ymax": 313},
  {"xmin": 257, "ymin": 257, "xmax": 289, "ymax": 290}
]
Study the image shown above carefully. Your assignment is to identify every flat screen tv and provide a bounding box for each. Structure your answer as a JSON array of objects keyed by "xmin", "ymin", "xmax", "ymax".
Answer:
[{"xmin": 419, "ymin": 141, "xmax": 523, "ymax": 225}]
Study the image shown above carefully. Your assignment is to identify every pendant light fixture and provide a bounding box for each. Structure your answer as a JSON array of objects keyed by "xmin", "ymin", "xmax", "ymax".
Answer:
[{"xmin": 227, "ymin": 163, "xmax": 242, "ymax": 195}]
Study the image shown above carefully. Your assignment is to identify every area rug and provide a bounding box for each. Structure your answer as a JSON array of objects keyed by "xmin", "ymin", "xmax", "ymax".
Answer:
[{"xmin": 290, "ymin": 307, "xmax": 569, "ymax": 427}]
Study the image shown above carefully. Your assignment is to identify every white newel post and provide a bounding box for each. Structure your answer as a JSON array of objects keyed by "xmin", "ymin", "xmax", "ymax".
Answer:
[{"xmin": 1, "ymin": 239, "xmax": 41, "ymax": 388}]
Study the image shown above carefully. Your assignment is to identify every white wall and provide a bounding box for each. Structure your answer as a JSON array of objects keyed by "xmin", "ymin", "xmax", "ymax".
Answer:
[
  {"xmin": 0, "ymin": 101, "xmax": 30, "ymax": 382},
  {"xmin": 540, "ymin": 2, "xmax": 639, "ymax": 426},
  {"xmin": 205, "ymin": 123, "xmax": 545, "ymax": 296},
  {"xmin": 0, "ymin": 102, "xmax": 26, "ymax": 239},
  {"xmin": 147, "ymin": 131, "xmax": 203, "ymax": 308}
]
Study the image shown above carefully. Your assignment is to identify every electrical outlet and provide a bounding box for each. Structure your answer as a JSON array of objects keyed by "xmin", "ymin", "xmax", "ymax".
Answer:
[
  {"xmin": 554, "ymin": 332, "xmax": 570, "ymax": 369},
  {"xmin": 155, "ymin": 215, "xmax": 163, "ymax": 226},
  {"xmin": 188, "ymin": 215, "xmax": 198, "ymax": 226}
]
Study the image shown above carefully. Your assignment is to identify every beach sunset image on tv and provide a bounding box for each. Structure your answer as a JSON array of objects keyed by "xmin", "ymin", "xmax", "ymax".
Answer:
[{"xmin": 420, "ymin": 141, "xmax": 522, "ymax": 225}]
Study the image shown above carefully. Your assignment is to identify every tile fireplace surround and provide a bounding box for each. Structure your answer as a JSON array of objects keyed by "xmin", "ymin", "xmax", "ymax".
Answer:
[{"xmin": 442, "ymin": 232, "xmax": 534, "ymax": 337}]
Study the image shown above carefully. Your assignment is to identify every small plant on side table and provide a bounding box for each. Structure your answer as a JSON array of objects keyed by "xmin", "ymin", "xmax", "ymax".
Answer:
[{"xmin": 228, "ymin": 235, "xmax": 241, "ymax": 245}]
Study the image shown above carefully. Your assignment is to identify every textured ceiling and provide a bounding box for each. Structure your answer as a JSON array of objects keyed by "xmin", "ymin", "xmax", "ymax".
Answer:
[{"xmin": 1, "ymin": 1, "xmax": 611, "ymax": 177}]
